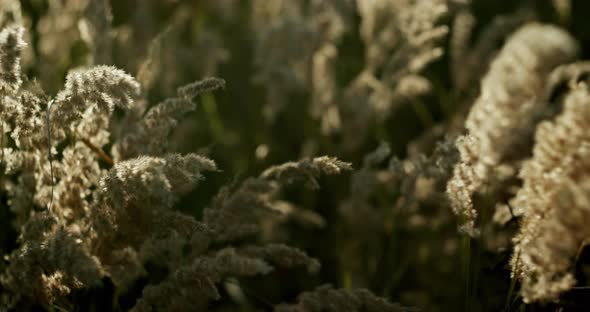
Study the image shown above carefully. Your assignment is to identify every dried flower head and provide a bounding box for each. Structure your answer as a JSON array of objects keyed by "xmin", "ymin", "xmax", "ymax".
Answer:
[
  {"xmin": 0, "ymin": 24, "xmax": 25, "ymax": 93},
  {"xmin": 51, "ymin": 65, "xmax": 140, "ymax": 127},
  {"xmin": 261, "ymin": 156, "xmax": 352, "ymax": 189},
  {"xmin": 113, "ymin": 77, "xmax": 225, "ymax": 160},
  {"xmin": 511, "ymin": 82, "xmax": 590, "ymax": 302},
  {"xmin": 447, "ymin": 23, "xmax": 578, "ymax": 236},
  {"xmin": 275, "ymin": 285, "xmax": 415, "ymax": 312}
]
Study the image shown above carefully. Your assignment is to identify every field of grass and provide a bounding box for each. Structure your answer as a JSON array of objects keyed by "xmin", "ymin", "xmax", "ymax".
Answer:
[{"xmin": 2, "ymin": 1, "xmax": 590, "ymax": 311}]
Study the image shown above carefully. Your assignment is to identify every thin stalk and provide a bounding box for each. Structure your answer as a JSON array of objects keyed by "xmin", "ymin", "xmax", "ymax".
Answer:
[
  {"xmin": 462, "ymin": 235, "xmax": 471, "ymax": 311},
  {"xmin": 46, "ymin": 99, "xmax": 55, "ymax": 214},
  {"xmin": 504, "ymin": 274, "xmax": 518, "ymax": 311},
  {"xmin": 1, "ymin": 95, "xmax": 5, "ymax": 184},
  {"xmin": 1, "ymin": 120, "xmax": 4, "ymax": 169},
  {"xmin": 80, "ymin": 137, "xmax": 114, "ymax": 166},
  {"xmin": 504, "ymin": 252, "xmax": 520, "ymax": 311}
]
